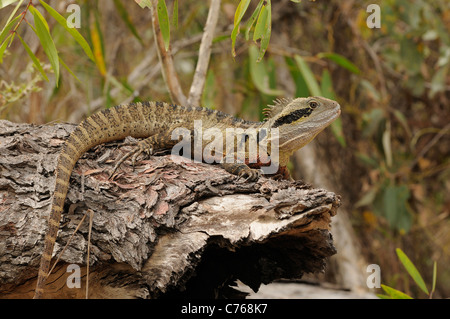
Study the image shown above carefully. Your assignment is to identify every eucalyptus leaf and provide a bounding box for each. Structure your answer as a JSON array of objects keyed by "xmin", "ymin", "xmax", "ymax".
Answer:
[
  {"xmin": 157, "ymin": 0, "xmax": 170, "ymax": 51},
  {"xmin": 39, "ymin": 0, "xmax": 95, "ymax": 62},
  {"xmin": 294, "ymin": 55, "xmax": 321, "ymax": 96},
  {"xmin": 17, "ymin": 33, "xmax": 49, "ymax": 81},
  {"xmin": 30, "ymin": 6, "xmax": 60, "ymax": 85}
]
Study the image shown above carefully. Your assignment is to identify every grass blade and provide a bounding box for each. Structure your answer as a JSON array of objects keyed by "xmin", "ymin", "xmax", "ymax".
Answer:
[
  {"xmin": 380, "ymin": 284, "xmax": 413, "ymax": 299},
  {"xmin": 396, "ymin": 248, "xmax": 429, "ymax": 295},
  {"xmin": 431, "ymin": 261, "xmax": 437, "ymax": 297}
]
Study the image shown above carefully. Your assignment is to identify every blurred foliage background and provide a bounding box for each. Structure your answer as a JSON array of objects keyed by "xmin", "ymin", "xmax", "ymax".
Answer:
[{"xmin": 1, "ymin": 0, "xmax": 449, "ymax": 298}]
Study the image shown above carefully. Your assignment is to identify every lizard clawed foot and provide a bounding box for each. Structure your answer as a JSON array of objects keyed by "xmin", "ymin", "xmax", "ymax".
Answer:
[
  {"xmin": 108, "ymin": 144, "xmax": 153, "ymax": 180},
  {"xmin": 236, "ymin": 168, "xmax": 261, "ymax": 183}
]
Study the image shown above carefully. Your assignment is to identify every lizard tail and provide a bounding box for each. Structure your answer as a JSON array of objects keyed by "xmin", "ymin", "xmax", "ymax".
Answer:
[
  {"xmin": 33, "ymin": 106, "xmax": 133, "ymax": 298},
  {"xmin": 33, "ymin": 125, "xmax": 92, "ymax": 299}
]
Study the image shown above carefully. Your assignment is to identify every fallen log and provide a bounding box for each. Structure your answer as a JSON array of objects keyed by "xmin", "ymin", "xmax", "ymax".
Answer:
[{"xmin": 0, "ymin": 119, "xmax": 340, "ymax": 298}]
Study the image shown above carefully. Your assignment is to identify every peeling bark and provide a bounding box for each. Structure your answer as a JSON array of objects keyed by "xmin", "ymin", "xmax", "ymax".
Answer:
[{"xmin": 0, "ymin": 120, "xmax": 340, "ymax": 299}]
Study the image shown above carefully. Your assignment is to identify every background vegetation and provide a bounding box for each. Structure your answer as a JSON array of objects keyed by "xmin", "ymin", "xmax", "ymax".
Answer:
[{"xmin": 1, "ymin": 0, "xmax": 449, "ymax": 298}]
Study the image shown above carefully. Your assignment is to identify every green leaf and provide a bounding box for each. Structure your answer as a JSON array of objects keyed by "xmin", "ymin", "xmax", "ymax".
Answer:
[
  {"xmin": 285, "ymin": 56, "xmax": 308, "ymax": 97},
  {"xmin": 0, "ymin": 35, "xmax": 9, "ymax": 63},
  {"xmin": 317, "ymin": 52, "xmax": 360, "ymax": 74},
  {"xmin": 157, "ymin": 0, "xmax": 170, "ymax": 51},
  {"xmin": 30, "ymin": 6, "xmax": 60, "ymax": 85},
  {"xmin": 0, "ymin": 15, "xmax": 20, "ymax": 46},
  {"xmin": 290, "ymin": 0, "xmax": 302, "ymax": 2},
  {"xmin": 396, "ymin": 248, "xmax": 429, "ymax": 295},
  {"xmin": 253, "ymin": 1, "xmax": 268, "ymax": 42},
  {"xmin": 331, "ymin": 118, "xmax": 346, "ymax": 147},
  {"xmin": 231, "ymin": 0, "xmax": 251, "ymax": 57},
  {"xmin": 431, "ymin": 261, "xmax": 437, "ymax": 296},
  {"xmin": 17, "ymin": 33, "xmax": 49, "ymax": 81},
  {"xmin": 39, "ymin": 0, "xmax": 95, "ymax": 62},
  {"xmin": 59, "ymin": 56, "xmax": 81, "ymax": 83},
  {"xmin": 320, "ymin": 69, "xmax": 336, "ymax": 100},
  {"xmin": 249, "ymin": 45, "xmax": 284, "ymax": 96},
  {"xmin": 294, "ymin": 55, "xmax": 321, "ymax": 96},
  {"xmin": 112, "ymin": 0, "xmax": 143, "ymax": 44},
  {"xmin": 383, "ymin": 185, "xmax": 412, "ymax": 232},
  {"xmin": 0, "ymin": 0, "xmax": 19, "ymax": 9},
  {"xmin": 244, "ymin": 0, "xmax": 263, "ymax": 41},
  {"xmin": 234, "ymin": 0, "xmax": 251, "ymax": 26},
  {"xmin": 380, "ymin": 284, "xmax": 413, "ymax": 299},
  {"xmin": 256, "ymin": 1, "xmax": 271, "ymax": 62},
  {"xmin": 2, "ymin": 0, "xmax": 23, "ymax": 27},
  {"xmin": 134, "ymin": 0, "xmax": 151, "ymax": 9}
]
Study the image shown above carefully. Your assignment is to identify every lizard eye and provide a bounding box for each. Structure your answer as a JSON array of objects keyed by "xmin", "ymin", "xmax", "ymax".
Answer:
[{"xmin": 309, "ymin": 101, "xmax": 319, "ymax": 109}]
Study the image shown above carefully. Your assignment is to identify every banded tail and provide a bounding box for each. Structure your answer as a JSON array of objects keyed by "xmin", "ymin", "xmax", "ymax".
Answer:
[{"xmin": 33, "ymin": 104, "xmax": 148, "ymax": 298}]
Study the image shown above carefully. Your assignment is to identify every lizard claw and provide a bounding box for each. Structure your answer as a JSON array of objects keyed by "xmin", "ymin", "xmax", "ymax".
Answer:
[
  {"xmin": 109, "ymin": 144, "xmax": 154, "ymax": 179},
  {"xmin": 236, "ymin": 168, "xmax": 261, "ymax": 183}
]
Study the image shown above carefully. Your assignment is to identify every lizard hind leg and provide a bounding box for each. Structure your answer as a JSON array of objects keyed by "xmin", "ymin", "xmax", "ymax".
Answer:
[
  {"xmin": 108, "ymin": 131, "xmax": 179, "ymax": 179},
  {"xmin": 108, "ymin": 137, "xmax": 155, "ymax": 179}
]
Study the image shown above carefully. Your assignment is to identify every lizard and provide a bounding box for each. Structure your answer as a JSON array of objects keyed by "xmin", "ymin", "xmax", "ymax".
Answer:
[{"xmin": 33, "ymin": 96, "xmax": 340, "ymax": 298}]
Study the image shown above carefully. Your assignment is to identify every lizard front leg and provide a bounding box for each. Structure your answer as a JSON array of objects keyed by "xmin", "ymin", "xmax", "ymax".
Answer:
[{"xmin": 220, "ymin": 162, "xmax": 261, "ymax": 182}]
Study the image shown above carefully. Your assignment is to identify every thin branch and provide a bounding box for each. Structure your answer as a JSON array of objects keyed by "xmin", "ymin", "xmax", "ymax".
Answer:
[
  {"xmin": 187, "ymin": 0, "xmax": 222, "ymax": 107},
  {"xmin": 150, "ymin": 0, "xmax": 187, "ymax": 106}
]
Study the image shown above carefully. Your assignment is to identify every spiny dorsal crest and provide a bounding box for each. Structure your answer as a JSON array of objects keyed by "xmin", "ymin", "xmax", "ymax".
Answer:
[{"xmin": 263, "ymin": 98, "xmax": 293, "ymax": 120}]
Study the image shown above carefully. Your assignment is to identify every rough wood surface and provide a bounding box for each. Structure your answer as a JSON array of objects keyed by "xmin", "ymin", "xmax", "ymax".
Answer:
[{"xmin": 0, "ymin": 119, "xmax": 340, "ymax": 299}]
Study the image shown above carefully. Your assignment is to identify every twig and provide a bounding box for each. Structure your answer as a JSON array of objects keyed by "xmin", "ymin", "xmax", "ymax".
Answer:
[
  {"xmin": 409, "ymin": 122, "xmax": 450, "ymax": 169},
  {"xmin": 149, "ymin": 0, "xmax": 187, "ymax": 106},
  {"xmin": 86, "ymin": 209, "xmax": 94, "ymax": 299},
  {"xmin": 47, "ymin": 211, "xmax": 88, "ymax": 279},
  {"xmin": 187, "ymin": 0, "xmax": 222, "ymax": 107}
]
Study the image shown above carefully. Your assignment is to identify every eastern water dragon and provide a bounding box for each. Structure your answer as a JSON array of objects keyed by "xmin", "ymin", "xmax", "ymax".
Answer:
[{"xmin": 33, "ymin": 96, "xmax": 340, "ymax": 298}]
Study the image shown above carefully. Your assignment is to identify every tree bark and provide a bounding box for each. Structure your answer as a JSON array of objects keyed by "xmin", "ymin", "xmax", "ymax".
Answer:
[{"xmin": 0, "ymin": 120, "xmax": 340, "ymax": 299}]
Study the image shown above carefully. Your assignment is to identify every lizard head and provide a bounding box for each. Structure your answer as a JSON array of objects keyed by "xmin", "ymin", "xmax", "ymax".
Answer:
[{"xmin": 264, "ymin": 96, "xmax": 341, "ymax": 159}]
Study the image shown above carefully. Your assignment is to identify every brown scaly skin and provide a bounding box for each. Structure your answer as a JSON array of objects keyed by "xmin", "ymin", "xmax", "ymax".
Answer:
[{"xmin": 33, "ymin": 97, "xmax": 340, "ymax": 298}]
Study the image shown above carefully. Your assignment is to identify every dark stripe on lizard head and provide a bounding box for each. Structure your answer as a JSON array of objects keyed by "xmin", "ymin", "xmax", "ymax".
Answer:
[{"xmin": 272, "ymin": 107, "xmax": 314, "ymax": 128}]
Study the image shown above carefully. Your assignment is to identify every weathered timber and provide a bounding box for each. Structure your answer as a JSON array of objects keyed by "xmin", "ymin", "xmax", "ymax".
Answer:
[{"xmin": 0, "ymin": 120, "xmax": 340, "ymax": 298}]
